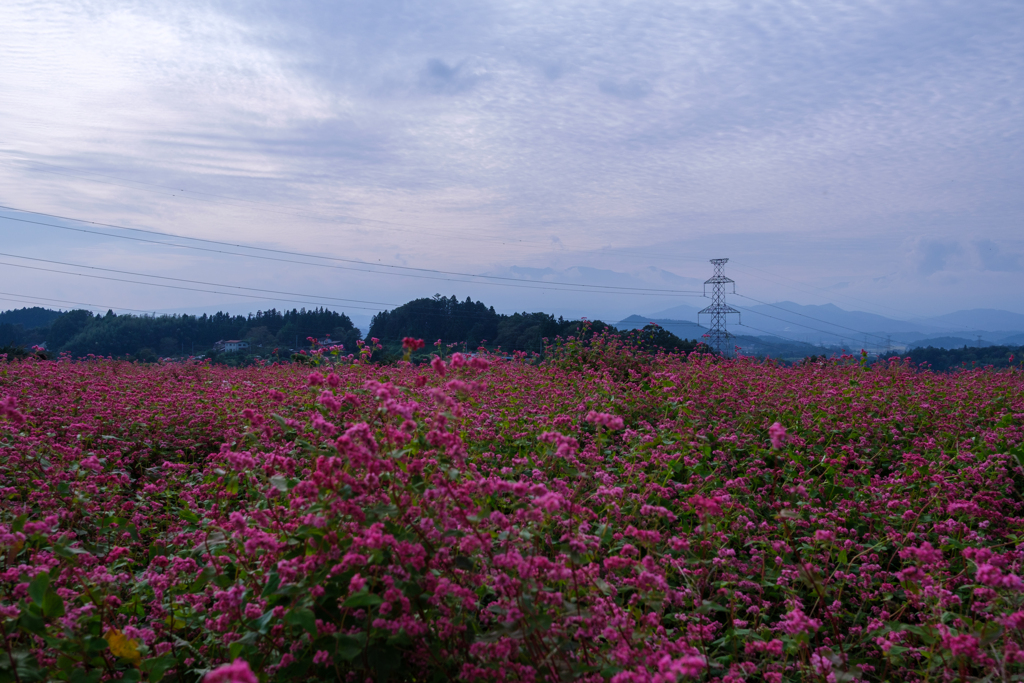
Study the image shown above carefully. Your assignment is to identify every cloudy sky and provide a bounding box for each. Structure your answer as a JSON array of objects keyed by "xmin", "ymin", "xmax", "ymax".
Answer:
[{"xmin": 1, "ymin": 0, "xmax": 1022, "ymax": 329}]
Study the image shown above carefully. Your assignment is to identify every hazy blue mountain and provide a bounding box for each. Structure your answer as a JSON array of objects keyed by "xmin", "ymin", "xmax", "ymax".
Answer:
[
  {"xmin": 614, "ymin": 315, "xmax": 706, "ymax": 340},
  {"xmin": 647, "ymin": 303, "xmax": 703, "ymax": 321},
  {"xmin": 641, "ymin": 300, "xmax": 1024, "ymax": 349},
  {"xmin": 739, "ymin": 302, "xmax": 936, "ymax": 335},
  {"xmin": 996, "ymin": 332, "xmax": 1024, "ymax": 346},
  {"xmin": 916, "ymin": 309, "xmax": 1024, "ymax": 332}
]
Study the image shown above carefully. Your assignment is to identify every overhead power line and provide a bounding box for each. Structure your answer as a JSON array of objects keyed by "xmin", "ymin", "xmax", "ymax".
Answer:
[
  {"xmin": 3, "ymin": 155, "xmax": 551, "ymax": 248},
  {"xmin": 733, "ymin": 293, "xmax": 915, "ymax": 347},
  {"xmin": 0, "ymin": 212, "xmax": 701, "ymax": 297},
  {"xmin": 730, "ymin": 303, "xmax": 881, "ymax": 348},
  {"xmin": 727, "ymin": 261, "xmax": 931, "ymax": 324},
  {"xmin": 0, "ymin": 252, "xmax": 397, "ymax": 307},
  {"xmin": 0, "ymin": 290, "xmax": 156, "ymax": 314},
  {"xmin": 0, "ymin": 273, "xmax": 698, "ymax": 330},
  {"xmin": 0, "ymin": 259, "xmax": 389, "ymax": 311},
  {"xmin": 0, "ymin": 205, "xmax": 704, "ymax": 296},
  {"xmin": 730, "ymin": 322, "xmax": 834, "ymax": 349}
]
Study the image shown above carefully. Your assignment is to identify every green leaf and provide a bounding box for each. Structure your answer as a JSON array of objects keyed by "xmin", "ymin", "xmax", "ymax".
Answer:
[
  {"xmin": 69, "ymin": 668, "xmax": 102, "ymax": 683},
  {"xmin": 188, "ymin": 565, "xmax": 216, "ymax": 593},
  {"xmin": 178, "ymin": 509, "xmax": 200, "ymax": 524},
  {"xmin": 343, "ymin": 591, "xmax": 383, "ymax": 608},
  {"xmin": 140, "ymin": 654, "xmax": 174, "ymax": 682},
  {"xmin": 254, "ymin": 609, "xmax": 276, "ymax": 633},
  {"xmin": 261, "ymin": 572, "xmax": 282, "ymax": 597},
  {"xmin": 85, "ymin": 636, "xmax": 109, "ymax": 654},
  {"xmin": 16, "ymin": 607, "xmax": 46, "ymax": 635},
  {"xmin": 0, "ymin": 650, "xmax": 45, "ymax": 683},
  {"xmin": 270, "ymin": 476, "xmax": 290, "ymax": 492},
  {"xmin": 42, "ymin": 590, "xmax": 65, "ymax": 618},
  {"xmin": 696, "ymin": 600, "xmax": 729, "ymax": 614},
  {"xmin": 229, "ymin": 641, "xmax": 246, "ymax": 661},
  {"xmin": 285, "ymin": 607, "xmax": 317, "ymax": 636},
  {"xmin": 28, "ymin": 573, "xmax": 49, "ymax": 606},
  {"xmin": 52, "ymin": 543, "xmax": 90, "ymax": 559},
  {"xmin": 335, "ymin": 633, "xmax": 367, "ymax": 661}
]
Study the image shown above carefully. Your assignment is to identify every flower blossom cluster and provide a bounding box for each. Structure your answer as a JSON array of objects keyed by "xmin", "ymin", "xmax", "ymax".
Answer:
[{"xmin": 0, "ymin": 348, "xmax": 1023, "ymax": 682}]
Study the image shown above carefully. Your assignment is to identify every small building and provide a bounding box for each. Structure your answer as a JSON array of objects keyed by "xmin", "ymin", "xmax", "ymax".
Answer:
[{"xmin": 214, "ymin": 340, "xmax": 250, "ymax": 353}]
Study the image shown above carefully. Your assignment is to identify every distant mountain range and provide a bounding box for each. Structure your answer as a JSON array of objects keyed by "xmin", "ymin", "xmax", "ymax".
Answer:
[
  {"xmin": 456, "ymin": 265, "xmax": 1024, "ymax": 351},
  {"xmin": 616, "ymin": 302, "xmax": 1024, "ymax": 351},
  {"xmin": 615, "ymin": 315, "xmax": 706, "ymax": 340}
]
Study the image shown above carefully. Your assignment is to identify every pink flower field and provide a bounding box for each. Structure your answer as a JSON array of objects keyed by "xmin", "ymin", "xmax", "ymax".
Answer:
[{"xmin": 2, "ymin": 346, "xmax": 1024, "ymax": 682}]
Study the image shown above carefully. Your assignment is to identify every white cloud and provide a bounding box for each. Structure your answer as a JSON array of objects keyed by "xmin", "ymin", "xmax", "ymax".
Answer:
[{"xmin": 0, "ymin": 0, "xmax": 1022, "ymax": 318}]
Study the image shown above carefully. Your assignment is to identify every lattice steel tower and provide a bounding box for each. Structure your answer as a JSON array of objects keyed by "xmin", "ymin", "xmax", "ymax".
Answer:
[{"xmin": 698, "ymin": 258, "xmax": 741, "ymax": 355}]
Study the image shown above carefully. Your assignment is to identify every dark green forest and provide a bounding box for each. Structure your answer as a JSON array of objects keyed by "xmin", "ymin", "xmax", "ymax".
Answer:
[
  {"xmin": 1, "ymin": 306, "xmax": 359, "ymax": 361},
  {"xmin": 367, "ymin": 295, "xmax": 582, "ymax": 352},
  {"xmin": 19, "ymin": 298, "xmax": 1019, "ymax": 370},
  {"xmin": 884, "ymin": 344, "xmax": 1024, "ymax": 372},
  {"xmin": 366, "ymin": 294, "xmax": 702, "ymax": 355},
  {"xmin": 0, "ymin": 296, "xmax": 707, "ymax": 362}
]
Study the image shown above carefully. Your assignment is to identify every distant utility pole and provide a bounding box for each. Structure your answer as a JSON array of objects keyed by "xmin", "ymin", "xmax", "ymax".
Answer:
[{"xmin": 698, "ymin": 258, "xmax": 741, "ymax": 355}]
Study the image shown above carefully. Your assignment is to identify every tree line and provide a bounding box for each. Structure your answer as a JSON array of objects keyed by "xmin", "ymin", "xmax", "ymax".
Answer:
[
  {"xmin": 883, "ymin": 344, "xmax": 1024, "ymax": 372},
  {"xmin": 366, "ymin": 294, "xmax": 703, "ymax": 356},
  {"xmin": 1, "ymin": 306, "xmax": 359, "ymax": 361},
  {"xmin": 1, "ymin": 296, "xmax": 707, "ymax": 362}
]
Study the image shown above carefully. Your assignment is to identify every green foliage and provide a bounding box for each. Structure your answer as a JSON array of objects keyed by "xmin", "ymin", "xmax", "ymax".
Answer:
[
  {"xmin": 47, "ymin": 307, "xmax": 359, "ymax": 359},
  {"xmin": 547, "ymin": 322, "xmax": 711, "ymax": 381},
  {"xmin": 47, "ymin": 309, "xmax": 95, "ymax": 350},
  {"xmin": 0, "ymin": 345, "xmax": 47, "ymax": 362},
  {"xmin": 0, "ymin": 306, "xmax": 62, "ymax": 330},
  {"xmin": 885, "ymin": 344, "xmax": 1024, "ymax": 372},
  {"xmin": 367, "ymin": 294, "xmax": 500, "ymax": 349},
  {"xmin": 366, "ymin": 295, "xmax": 697, "ymax": 357}
]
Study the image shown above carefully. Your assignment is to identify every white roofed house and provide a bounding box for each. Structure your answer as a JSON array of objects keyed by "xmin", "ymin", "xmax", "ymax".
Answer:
[{"xmin": 213, "ymin": 340, "xmax": 250, "ymax": 353}]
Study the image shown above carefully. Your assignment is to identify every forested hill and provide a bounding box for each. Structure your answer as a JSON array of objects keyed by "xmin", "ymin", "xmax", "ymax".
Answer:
[
  {"xmin": 0, "ymin": 306, "xmax": 63, "ymax": 329},
  {"xmin": 366, "ymin": 294, "xmax": 702, "ymax": 354},
  {"xmin": 2, "ymin": 307, "xmax": 359, "ymax": 359},
  {"xmin": 1, "ymin": 296, "xmax": 704, "ymax": 361},
  {"xmin": 367, "ymin": 295, "xmax": 569, "ymax": 352}
]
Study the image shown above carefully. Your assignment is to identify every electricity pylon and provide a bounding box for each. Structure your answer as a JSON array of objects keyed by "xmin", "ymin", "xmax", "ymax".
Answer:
[{"xmin": 698, "ymin": 258, "xmax": 741, "ymax": 355}]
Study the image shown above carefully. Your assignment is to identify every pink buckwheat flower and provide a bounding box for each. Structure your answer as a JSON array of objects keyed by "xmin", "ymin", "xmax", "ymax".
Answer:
[
  {"xmin": 204, "ymin": 659, "xmax": 257, "ymax": 683},
  {"xmin": 1001, "ymin": 611, "xmax": 1024, "ymax": 630},
  {"xmin": 0, "ymin": 396, "xmax": 25, "ymax": 426},
  {"xmin": 769, "ymin": 422, "xmax": 787, "ymax": 449},
  {"xmin": 654, "ymin": 654, "xmax": 706, "ymax": 681},
  {"xmin": 349, "ymin": 574, "xmax": 367, "ymax": 593},
  {"xmin": 778, "ymin": 607, "xmax": 821, "ymax": 635},
  {"xmin": 585, "ymin": 410, "xmax": 624, "ymax": 430},
  {"xmin": 942, "ymin": 630, "xmax": 981, "ymax": 659}
]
